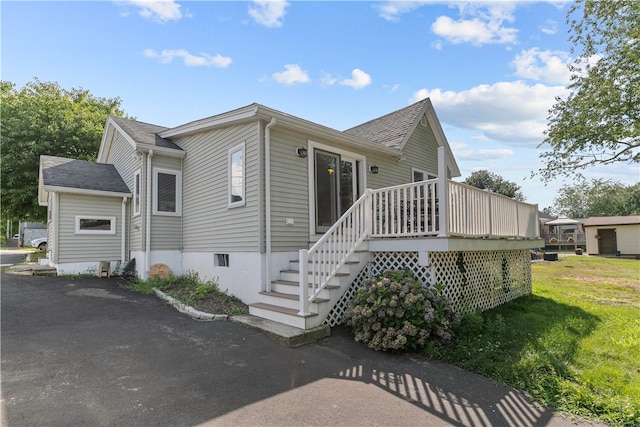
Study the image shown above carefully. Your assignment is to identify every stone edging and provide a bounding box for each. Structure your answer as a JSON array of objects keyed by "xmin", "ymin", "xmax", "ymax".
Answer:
[{"xmin": 153, "ymin": 288, "xmax": 228, "ymax": 321}]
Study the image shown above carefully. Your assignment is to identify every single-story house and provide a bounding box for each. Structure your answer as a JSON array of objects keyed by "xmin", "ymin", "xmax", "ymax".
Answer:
[
  {"xmin": 584, "ymin": 216, "xmax": 640, "ymax": 257},
  {"xmin": 39, "ymin": 99, "xmax": 542, "ymax": 329}
]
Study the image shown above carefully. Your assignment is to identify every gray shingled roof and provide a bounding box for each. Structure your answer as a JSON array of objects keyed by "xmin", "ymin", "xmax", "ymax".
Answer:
[
  {"xmin": 110, "ymin": 116, "xmax": 182, "ymax": 150},
  {"xmin": 41, "ymin": 155, "xmax": 131, "ymax": 195},
  {"xmin": 585, "ymin": 216, "xmax": 640, "ymax": 226},
  {"xmin": 343, "ymin": 99, "xmax": 429, "ymax": 149}
]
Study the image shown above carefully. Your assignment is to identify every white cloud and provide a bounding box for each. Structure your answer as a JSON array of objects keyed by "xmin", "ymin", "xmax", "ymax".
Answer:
[
  {"xmin": 339, "ymin": 69, "xmax": 372, "ymax": 90},
  {"xmin": 320, "ymin": 72, "xmax": 338, "ymax": 86},
  {"xmin": 431, "ymin": 4, "xmax": 518, "ymax": 46},
  {"xmin": 384, "ymin": 83, "xmax": 400, "ymax": 93},
  {"xmin": 144, "ymin": 49, "xmax": 232, "ymax": 67},
  {"xmin": 540, "ymin": 19, "xmax": 558, "ymax": 35},
  {"xmin": 376, "ymin": 1, "xmax": 430, "ymax": 22},
  {"xmin": 512, "ymin": 48, "xmax": 571, "ymax": 84},
  {"xmin": 125, "ymin": 0, "xmax": 183, "ymax": 23},
  {"xmin": 454, "ymin": 147, "xmax": 515, "ymax": 161},
  {"xmin": 411, "ymin": 81, "xmax": 568, "ymax": 145},
  {"xmin": 272, "ymin": 64, "xmax": 309, "ymax": 85},
  {"xmin": 248, "ymin": 0, "xmax": 289, "ymax": 28}
]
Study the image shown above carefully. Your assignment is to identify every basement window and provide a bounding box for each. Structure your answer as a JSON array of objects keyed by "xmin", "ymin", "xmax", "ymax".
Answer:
[{"xmin": 214, "ymin": 253, "xmax": 229, "ymax": 267}]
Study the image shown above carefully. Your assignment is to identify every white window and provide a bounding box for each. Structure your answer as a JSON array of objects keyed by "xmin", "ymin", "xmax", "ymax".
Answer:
[
  {"xmin": 228, "ymin": 143, "xmax": 245, "ymax": 208},
  {"xmin": 133, "ymin": 170, "xmax": 141, "ymax": 216},
  {"xmin": 153, "ymin": 168, "xmax": 182, "ymax": 216},
  {"xmin": 412, "ymin": 168, "xmax": 436, "ymax": 182},
  {"xmin": 75, "ymin": 216, "xmax": 116, "ymax": 235}
]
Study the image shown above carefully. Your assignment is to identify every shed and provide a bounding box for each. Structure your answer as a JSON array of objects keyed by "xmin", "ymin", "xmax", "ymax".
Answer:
[{"xmin": 584, "ymin": 216, "xmax": 640, "ymax": 257}]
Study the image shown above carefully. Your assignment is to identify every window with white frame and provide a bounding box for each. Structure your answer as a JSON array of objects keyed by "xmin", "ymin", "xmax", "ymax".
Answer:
[
  {"xmin": 133, "ymin": 170, "xmax": 141, "ymax": 216},
  {"xmin": 228, "ymin": 143, "xmax": 245, "ymax": 207},
  {"xmin": 412, "ymin": 168, "xmax": 436, "ymax": 182},
  {"xmin": 153, "ymin": 168, "xmax": 182, "ymax": 215},
  {"xmin": 75, "ymin": 216, "xmax": 116, "ymax": 234}
]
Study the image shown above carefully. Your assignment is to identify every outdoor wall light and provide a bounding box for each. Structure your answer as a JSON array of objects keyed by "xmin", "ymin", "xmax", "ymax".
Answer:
[
  {"xmin": 296, "ymin": 147, "xmax": 308, "ymax": 158},
  {"xmin": 370, "ymin": 165, "xmax": 379, "ymax": 174}
]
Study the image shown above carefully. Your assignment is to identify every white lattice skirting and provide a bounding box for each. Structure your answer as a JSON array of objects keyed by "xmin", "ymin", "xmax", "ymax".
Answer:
[{"xmin": 325, "ymin": 249, "xmax": 531, "ymax": 327}]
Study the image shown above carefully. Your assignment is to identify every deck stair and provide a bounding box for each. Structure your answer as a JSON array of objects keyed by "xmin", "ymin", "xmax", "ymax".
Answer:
[{"xmin": 249, "ymin": 245, "xmax": 372, "ymax": 329}]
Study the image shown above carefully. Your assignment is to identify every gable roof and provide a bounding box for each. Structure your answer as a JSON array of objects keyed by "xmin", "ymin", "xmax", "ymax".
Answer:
[
  {"xmin": 39, "ymin": 155, "xmax": 131, "ymax": 205},
  {"xmin": 109, "ymin": 116, "xmax": 181, "ymax": 150},
  {"xmin": 97, "ymin": 116, "xmax": 184, "ymax": 162},
  {"xmin": 343, "ymin": 98, "xmax": 429, "ymax": 149},
  {"xmin": 156, "ymin": 99, "xmax": 460, "ymax": 176},
  {"xmin": 585, "ymin": 216, "xmax": 640, "ymax": 227}
]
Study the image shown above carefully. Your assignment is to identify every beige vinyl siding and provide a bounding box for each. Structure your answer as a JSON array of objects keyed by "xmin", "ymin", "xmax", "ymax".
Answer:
[
  {"xmin": 150, "ymin": 155, "xmax": 182, "ymax": 249},
  {"xmin": 178, "ymin": 122, "xmax": 261, "ymax": 252},
  {"xmin": 270, "ymin": 127, "xmax": 310, "ymax": 251},
  {"xmin": 105, "ymin": 131, "xmax": 144, "ymax": 251},
  {"xmin": 57, "ymin": 194, "xmax": 122, "ymax": 263}
]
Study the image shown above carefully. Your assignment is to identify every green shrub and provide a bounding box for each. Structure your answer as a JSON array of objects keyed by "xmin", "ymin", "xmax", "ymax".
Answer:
[{"xmin": 344, "ymin": 269, "xmax": 461, "ymax": 352}]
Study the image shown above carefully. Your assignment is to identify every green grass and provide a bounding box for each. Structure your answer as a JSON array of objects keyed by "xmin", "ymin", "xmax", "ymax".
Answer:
[{"xmin": 424, "ymin": 256, "xmax": 640, "ymax": 426}]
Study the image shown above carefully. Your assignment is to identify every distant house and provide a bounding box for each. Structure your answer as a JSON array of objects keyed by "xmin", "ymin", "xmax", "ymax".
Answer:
[
  {"xmin": 584, "ymin": 216, "xmax": 640, "ymax": 257},
  {"xmin": 39, "ymin": 99, "xmax": 542, "ymax": 329}
]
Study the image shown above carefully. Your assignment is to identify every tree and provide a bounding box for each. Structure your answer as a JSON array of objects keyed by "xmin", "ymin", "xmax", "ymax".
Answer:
[
  {"xmin": 1, "ymin": 78, "xmax": 127, "ymax": 222},
  {"xmin": 463, "ymin": 170, "xmax": 525, "ymax": 201},
  {"xmin": 552, "ymin": 179, "xmax": 640, "ymax": 218},
  {"xmin": 538, "ymin": 0, "xmax": 640, "ymax": 181}
]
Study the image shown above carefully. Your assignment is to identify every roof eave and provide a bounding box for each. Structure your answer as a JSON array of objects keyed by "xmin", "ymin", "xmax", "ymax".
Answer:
[
  {"xmin": 136, "ymin": 143, "xmax": 186, "ymax": 158},
  {"xmin": 97, "ymin": 116, "xmax": 137, "ymax": 163},
  {"xmin": 254, "ymin": 107, "xmax": 400, "ymax": 156},
  {"xmin": 43, "ymin": 185, "xmax": 132, "ymax": 199},
  {"xmin": 159, "ymin": 105, "xmax": 260, "ymax": 138}
]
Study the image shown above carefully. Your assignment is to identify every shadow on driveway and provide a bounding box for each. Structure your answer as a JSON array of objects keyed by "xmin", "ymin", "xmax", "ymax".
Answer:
[{"xmin": 1, "ymin": 273, "xmax": 597, "ymax": 426}]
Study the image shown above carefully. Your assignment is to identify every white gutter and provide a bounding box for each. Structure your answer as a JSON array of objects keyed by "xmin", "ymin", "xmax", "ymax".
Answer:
[
  {"xmin": 264, "ymin": 118, "xmax": 276, "ymax": 292},
  {"xmin": 145, "ymin": 149, "xmax": 154, "ymax": 279},
  {"xmin": 121, "ymin": 197, "xmax": 127, "ymax": 267}
]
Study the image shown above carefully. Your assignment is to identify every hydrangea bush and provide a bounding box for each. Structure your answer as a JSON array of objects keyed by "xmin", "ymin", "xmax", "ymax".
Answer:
[{"xmin": 344, "ymin": 269, "xmax": 461, "ymax": 352}]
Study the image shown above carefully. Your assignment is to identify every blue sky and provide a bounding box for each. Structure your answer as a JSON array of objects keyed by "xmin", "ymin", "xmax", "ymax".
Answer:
[{"xmin": 3, "ymin": 1, "xmax": 638, "ymax": 211}]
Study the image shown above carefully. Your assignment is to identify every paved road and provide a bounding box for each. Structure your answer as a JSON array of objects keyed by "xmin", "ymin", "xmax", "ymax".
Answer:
[
  {"xmin": 0, "ymin": 247, "xmax": 27, "ymax": 268},
  {"xmin": 1, "ymin": 273, "xmax": 598, "ymax": 426}
]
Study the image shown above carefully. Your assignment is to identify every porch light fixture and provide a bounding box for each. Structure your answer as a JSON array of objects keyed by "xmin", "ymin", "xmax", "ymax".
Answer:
[
  {"xmin": 370, "ymin": 165, "xmax": 379, "ymax": 174},
  {"xmin": 296, "ymin": 147, "xmax": 308, "ymax": 158}
]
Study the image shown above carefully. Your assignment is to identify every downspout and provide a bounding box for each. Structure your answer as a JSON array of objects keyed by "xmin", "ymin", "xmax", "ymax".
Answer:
[
  {"xmin": 145, "ymin": 149, "xmax": 154, "ymax": 279},
  {"xmin": 52, "ymin": 192, "xmax": 59, "ymax": 264},
  {"xmin": 121, "ymin": 197, "xmax": 127, "ymax": 268},
  {"xmin": 180, "ymin": 157, "xmax": 184, "ymax": 275},
  {"xmin": 265, "ymin": 118, "xmax": 277, "ymax": 292}
]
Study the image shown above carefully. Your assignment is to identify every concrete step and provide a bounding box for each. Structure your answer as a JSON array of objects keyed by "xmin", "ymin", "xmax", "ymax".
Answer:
[
  {"xmin": 230, "ymin": 314, "xmax": 330, "ymax": 347},
  {"xmin": 248, "ymin": 302, "xmax": 316, "ymax": 329}
]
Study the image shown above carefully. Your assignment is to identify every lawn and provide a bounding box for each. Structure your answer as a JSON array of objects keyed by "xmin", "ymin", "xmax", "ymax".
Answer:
[{"xmin": 424, "ymin": 256, "xmax": 640, "ymax": 426}]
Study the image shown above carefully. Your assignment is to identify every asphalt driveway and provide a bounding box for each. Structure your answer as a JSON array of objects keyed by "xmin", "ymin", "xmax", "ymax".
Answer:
[{"xmin": 1, "ymin": 273, "xmax": 595, "ymax": 426}]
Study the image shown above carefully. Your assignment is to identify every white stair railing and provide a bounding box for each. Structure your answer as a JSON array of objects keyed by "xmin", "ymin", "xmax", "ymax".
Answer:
[{"xmin": 298, "ymin": 190, "xmax": 371, "ymax": 316}]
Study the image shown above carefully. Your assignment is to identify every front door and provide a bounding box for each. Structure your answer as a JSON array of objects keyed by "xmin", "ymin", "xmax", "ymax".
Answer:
[
  {"xmin": 314, "ymin": 149, "xmax": 358, "ymax": 233},
  {"xmin": 597, "ymin": 228, "xmax": 617, "ymax": 254}
]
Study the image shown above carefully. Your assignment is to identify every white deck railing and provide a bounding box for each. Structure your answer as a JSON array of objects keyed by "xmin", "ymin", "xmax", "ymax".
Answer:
[{"xmin": 298, "ymin": 179, "xmax": 540, "ymax": 316}]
